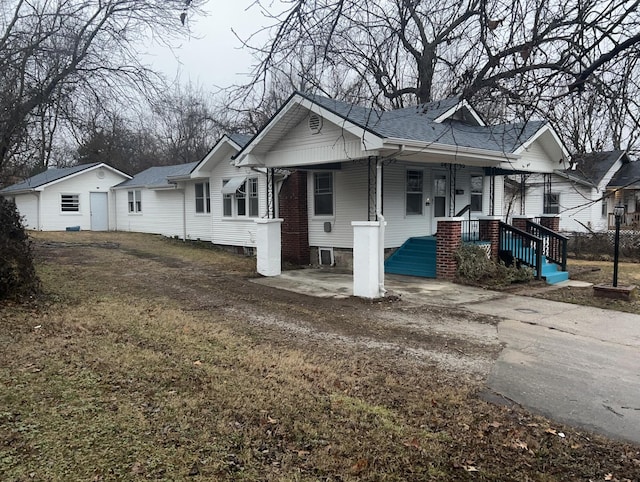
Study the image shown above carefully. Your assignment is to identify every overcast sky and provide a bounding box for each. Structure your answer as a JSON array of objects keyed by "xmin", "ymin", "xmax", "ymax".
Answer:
[{"xmin": 144, "ymin": 1, "xmax": 281, "ymax": 91}]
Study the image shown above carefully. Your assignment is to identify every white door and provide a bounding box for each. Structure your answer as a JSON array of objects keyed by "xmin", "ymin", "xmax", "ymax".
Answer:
[
  {"xmin": 90, "ymin": 192, "xmax": 109, "ymax": 231},
  {"xmin": 433, "ymin": 172, "xmax": 448, "ymax": 219}
]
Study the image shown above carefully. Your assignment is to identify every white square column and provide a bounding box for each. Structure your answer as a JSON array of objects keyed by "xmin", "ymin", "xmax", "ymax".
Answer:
[
  {"xmin": 255, "ymin": 218, "xmax": 284, "ymax": 276},
  {"xmin": 352, "ymin": 221, "xmax": 384, "ymax": 298}
]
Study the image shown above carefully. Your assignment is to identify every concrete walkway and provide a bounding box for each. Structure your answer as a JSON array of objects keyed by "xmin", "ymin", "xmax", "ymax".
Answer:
[{"xmin": 253, "ymin": 270, "xmax": 640, "ymax": 444}]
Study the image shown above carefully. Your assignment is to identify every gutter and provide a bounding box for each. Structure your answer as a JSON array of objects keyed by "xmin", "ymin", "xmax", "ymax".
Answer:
[{"xmin": 383, "ymin": 137, "xmax": 520, "ymax": 162}]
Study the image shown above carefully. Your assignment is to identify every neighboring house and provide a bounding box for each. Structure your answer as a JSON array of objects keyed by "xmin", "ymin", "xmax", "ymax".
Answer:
[
  {"xmin": 0, "ymin": 163, "xmax": 131, "ymax": 231},
  {"xmin": 112, "ymin": 133, "xmax": 266, "ymax": 249},
  {"xmin": 513, "ymin": 151, "xmax": 638, "ymax": 232},
  {"xmin": 235, "ymin": 91, "xmax": 569, "ymax": 271}
]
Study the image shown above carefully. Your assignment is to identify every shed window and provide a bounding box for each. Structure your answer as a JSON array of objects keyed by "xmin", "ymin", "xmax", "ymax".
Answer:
[
  {"xmin": 544, "ymin": 193, "xmax": 560, "ymax": 214},
  {"xmin": 314, "ymin": 172, "xmax": 333, "ymax": 216},
  {"xmin": 470, "ymin": 175, "xmax": 483, "ymax": 212},
  {"xmin": 128, "ymin": 190, "xmax": 142, "ymax": 213},
  {"xmin": 406, "ymin": 170, "xmax": 423, "ymax": 215},
  {"xmin": 61, "ymin": 194, "xmax": 79, "ymax": 212},
  {"xmin": 195, "ymin": 182, "xmax": 210, "ymax": 213}
]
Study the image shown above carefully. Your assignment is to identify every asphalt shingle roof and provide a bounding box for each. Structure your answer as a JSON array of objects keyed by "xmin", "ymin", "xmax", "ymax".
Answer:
[
  {"xmin": 300, "ymin": 93, "xmax": 544, "ymax": 153},
  {"xmin": 117, "ymin": 162, "xmax": 198, "ymax": 189},
  {"xmin": 228, "ymin": 133, "xmax": 253, "ymax": 148},
  {"xmin": 608, "ymin": 158, "xmax": 640, "ymax": 189},
  {"xmin": 0, "ymin": 163, "xmax": 100, "ymax": 193},
  {"xmin": 569, "ymin": 151, "xmax": 624, "ymax": 186}
]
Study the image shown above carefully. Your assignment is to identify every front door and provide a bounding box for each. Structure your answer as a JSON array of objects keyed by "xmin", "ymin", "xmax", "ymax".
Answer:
[
  {"xmin": 433, "ymin": 171, "xmax": 448, "ymax": 219},
  {"xmin": 90, "ymin": 192, "xmax": 109, "ymax": 231}
]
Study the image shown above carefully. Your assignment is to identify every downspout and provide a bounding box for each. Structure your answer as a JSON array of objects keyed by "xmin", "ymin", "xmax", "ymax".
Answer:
[
  {"xmin": 113, "ymin": 189, "xmax": 117, "ymax": 231},
  {"xmin": 376, "ymin": 145, "xmax": 405, "ymax": 296},
  {"xmin": 182, "ymin": 186, "xmax": 187, "ymax": 241}
]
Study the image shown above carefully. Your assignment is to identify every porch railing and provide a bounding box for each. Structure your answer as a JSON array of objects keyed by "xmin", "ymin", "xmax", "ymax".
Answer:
[
  {"xmin": 499, "ymin": 221, "xmax": 543, "ymax": 280},
  {"xmin": 457, "ymin": 204, "xmax": 480, "ymax": 242},
  {"xmin": 526, "ymin": 220, "xmax": 568, "ymax": 272},
  {"xmin": 608, "ymin": 212, "xmax": 640, "ymax": 230}
]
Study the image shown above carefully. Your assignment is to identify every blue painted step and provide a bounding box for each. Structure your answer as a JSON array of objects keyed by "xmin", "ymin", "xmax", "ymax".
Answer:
[
  {"xmin": 385, "ymin": 236, "xmax": 437, "ymax": 278},
  {"xmin": 502, "ymin": 234, "xmax": 569, "ymax": 284}
]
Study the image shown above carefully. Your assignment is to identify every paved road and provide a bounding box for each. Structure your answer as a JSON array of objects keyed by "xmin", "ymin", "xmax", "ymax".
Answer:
[{"xmin": 468, "ymin": 295, "xmax": 640, "ymax": 444}]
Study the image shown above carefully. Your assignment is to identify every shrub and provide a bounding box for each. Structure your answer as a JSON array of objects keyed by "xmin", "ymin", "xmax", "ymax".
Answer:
[
  {"xmin": 455, "ymin": 243, "xmax": 534, "ymax": 286},
  {"xmin": 0, "ymin": 197, "xmax": 40, "ymax": 301}
]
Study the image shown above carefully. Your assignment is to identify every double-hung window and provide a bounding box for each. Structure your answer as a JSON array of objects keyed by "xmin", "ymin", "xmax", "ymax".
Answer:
[
  {"xmin": 195, "ymin": 182, "xmax": 210, "ymax": 213},
  {"xmin": 222, "ymin": 177, "xmax": 259, "ymax": 217},
  {"xmin": 314, "ymin": 172, "xmax": 333, "ymax": 216},
  {"xmin": 544, "ymin": 193, "xmax": 560, "ymax": 214},
  {"xmin": 128, "ymin": 190, "xmax": 142, "ymax": 213},
  {"xmin": 470, "ymin": 175, "xmax": 483, "ymax": 212},
  {"xmin": 406, "ymin": 170, "xmax": 423, "ymax": 215},
  {"xmin": 61, "ymin": 194, "xmax": 80, "ymax": 212}
]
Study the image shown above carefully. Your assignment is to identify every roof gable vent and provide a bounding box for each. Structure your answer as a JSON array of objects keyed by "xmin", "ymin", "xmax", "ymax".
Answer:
[{"xmin": 308, "ymin": 113, "xmax": 323, "ymax": 134}]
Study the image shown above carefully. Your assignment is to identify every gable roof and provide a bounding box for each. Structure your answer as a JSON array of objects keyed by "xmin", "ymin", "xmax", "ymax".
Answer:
[
  {"xmin": 237, "ymin": 92, "xmax": 550, "ymax": 167},
  {"xmin": 227, "ymin": 133, "xmax": 253, "ymax": 149},
  {"xmin": 608, "ymin": 158, "xmax": 640, "ymax": 189},
  {"xmin": 0, "ymin": 163, "xmax": 130, "ymax": 194},
  {"xmin": 568, "ymin": 151, "xmax": 626, "ymax": 186},
  {"xmin": 115, "ymin": 162, "xmax": 198, "ymax": 190}
]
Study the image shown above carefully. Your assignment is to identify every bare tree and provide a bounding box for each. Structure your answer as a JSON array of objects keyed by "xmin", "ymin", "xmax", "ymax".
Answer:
[
  {"xmin": 0, "ymin": 0, "xmax": 206, "ymax": 180},
  {"xmin": 234, "ymin": 0, "xmax": 640, "ymax": 152}
]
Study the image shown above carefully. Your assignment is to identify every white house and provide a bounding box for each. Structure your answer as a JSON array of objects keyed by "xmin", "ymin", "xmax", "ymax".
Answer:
[
  {"xmin": 234, "ymin": 92, "xmax": 569, "ymax": 295},
  {"xmin": 112, "ymin": 133, "xmax": 268, "ymax": 250},
  {"xmin": 0, "ymin": 163, "xmax": 131, "ymax": 231},
  {"xmin": 512, "ymin": 151, "xmax": 639, "ymax": 232}
]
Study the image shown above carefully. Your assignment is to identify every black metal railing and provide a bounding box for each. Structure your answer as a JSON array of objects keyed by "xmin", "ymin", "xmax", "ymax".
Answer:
[
  {"xmin": 456, "ymin": 204, "xmax": 480, "ymax": 242},
  {"xmin": 526, "ymin": 220, "xmax": 568, "ymax": 271},
  {"xmin": 499, "ymin": 221, "xmax": 543, "ymax": 280}
]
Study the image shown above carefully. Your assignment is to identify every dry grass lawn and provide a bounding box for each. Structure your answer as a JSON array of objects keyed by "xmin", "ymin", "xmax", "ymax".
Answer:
[{"xmin": 1, "ymin": 232, "xmax": 639, "ymax": 481}]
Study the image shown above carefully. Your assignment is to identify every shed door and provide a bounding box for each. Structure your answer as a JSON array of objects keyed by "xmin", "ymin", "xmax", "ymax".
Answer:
[{"xmin": 90, "ymin": 192, "xmax": 109, "ymax": 231}]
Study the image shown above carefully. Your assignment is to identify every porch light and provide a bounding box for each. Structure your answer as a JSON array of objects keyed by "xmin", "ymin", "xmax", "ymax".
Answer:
[{"xmin": 612, "ymin": 205, "xmax": 625, "ymax": 287}]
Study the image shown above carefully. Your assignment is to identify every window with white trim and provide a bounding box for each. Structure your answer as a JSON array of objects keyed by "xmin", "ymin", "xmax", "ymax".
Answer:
[
  {"xmin": 248, "ymin": 178, "xmax": 259, "ymax": 217},
  {"xmin": 544, "ymin": 193, "xmax": 560, "ymax": 214},
  {"xmin": 406, "ymin": 170, "xmax": 423, "ymax": 215},
  {"xmin": 470, "ymin": 175, "xmax": 483, "ymax": 212},
  {"xmin": 128, "ymin": 190, "xmax": 142, "ymax": 213},
  {"xmin": 195, "ymin": 182, "xmax": 210, "ymax": 213},
  {"xmin": 61, "ymin": 194, "xmax": 79, "ymax": 212},
  {"xmin": 314, "ymin": 172, "xmax": 333, "ymax": 216},
  {"xmin": 222, "ymin": 177, "xmax": 258, "ymax": 217}
]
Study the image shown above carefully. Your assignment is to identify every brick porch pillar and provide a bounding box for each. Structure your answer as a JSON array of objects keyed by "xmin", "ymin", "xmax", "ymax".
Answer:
[
  {"xmin": 479, "ymin": 216, "xmax": 501, "ymax": 260},
  {"xmin": 539, "ymin": 215, "xmax": 560, "ymax": 232},
  {"xmin": 278, "ymin": 171, "xmax": 310, "ymax": 265},
  {"xmin": 436, "ymin": 217, "xmax": 463, "ymax": 280},
  {"xmin": 512, "ymin": 215, "xmax": 530, "ymax": 232}
]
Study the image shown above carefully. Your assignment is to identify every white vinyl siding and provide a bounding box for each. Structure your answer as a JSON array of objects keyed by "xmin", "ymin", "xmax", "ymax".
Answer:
[
  {"xmin": 212, "ymin": 164, "xmax": 266, "ymax": 247},
  {"xmin": 115, "ymin": 188, "xmax": 184, "ymax": 237}
]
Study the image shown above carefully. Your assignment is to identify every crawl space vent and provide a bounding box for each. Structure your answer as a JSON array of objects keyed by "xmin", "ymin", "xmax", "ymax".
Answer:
[
  {"xmin": 318, "ymin": 247, "xmax": 334, "ymax": 266},
  {"xmin": 308, "ymin": 113, "xmax": 323, "ymax": 134}
]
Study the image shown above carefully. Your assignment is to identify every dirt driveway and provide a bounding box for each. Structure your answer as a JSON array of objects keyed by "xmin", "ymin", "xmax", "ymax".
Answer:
[{"xmin": 8, "ymin": 231, "xmax": 636, "ymax": 480}]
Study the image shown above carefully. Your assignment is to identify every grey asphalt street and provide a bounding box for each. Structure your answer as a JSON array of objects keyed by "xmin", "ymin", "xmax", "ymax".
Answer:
[{"xmin": 468, "ymin": 295, "xmax": 640, "ymax": 444}]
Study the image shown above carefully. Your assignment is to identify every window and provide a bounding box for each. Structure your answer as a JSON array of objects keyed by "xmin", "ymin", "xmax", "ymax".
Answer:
[
  {"xmin": 406, "ymin": 170, "xmax": 423, "ymax": 215},
  {"xmin": 544, "ymin": 193, "xmax": 559, "ymax": 214},
  {"xmin": 195, "ymin": 182, "xmax": 210, "ymax": 213},
  {"xmin": 314, "ymin": 172, "xmax": 333, "ymax": 216},
  {"xmin": 61, "ymin": 194, "xmax": 79, "ymax": 212},
  {"xmin": 128, "ymin": 190, "xmax": 142, "ymax": 213},
  {"xmin": 222, "ymin": 177, "xmax": 258, "ymax": 217},
  {"xmin": 470, "ymin": 175, "xmax": 483, "ymax": 212},
  {"xmin": 248, "ymin": 178, "xmax": 259, "ymax": 217},
  {"xmin": 601, "ymin": 198, "xmax": 608, "ymax": 218}
]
